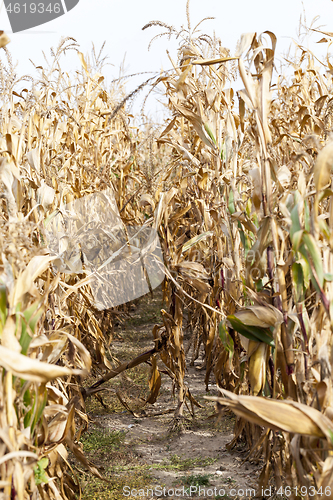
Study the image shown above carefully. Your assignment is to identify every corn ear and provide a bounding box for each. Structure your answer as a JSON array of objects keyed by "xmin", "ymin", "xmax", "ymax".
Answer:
[{"xmin": 248, "ymin": 342, "xmax": 268, "ymax": 396}]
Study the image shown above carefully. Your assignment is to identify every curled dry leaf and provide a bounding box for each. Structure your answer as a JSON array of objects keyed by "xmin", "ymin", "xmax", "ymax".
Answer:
[
  {"xmin": 26, "ymin": 148, "xmax": 40, "ymax": 176},
  {"xmin": 0, "ymin": 451, "xmax": 38, "ymax": 467},
  {"xmin": 138, "ymin": 193, "xmax": 156, "ymax": 210},
  {"xmin": 206, "ymin": 389, "xmax": 333, "ymax": 439},
  {"xmin": 0, "ymin": 345, "xmax": 83, "ymax": 383},
  {"xmin": 146, "ymin": 355, "xmax": 161, "ymax": 404},
  {"xmin": 182, "ymin": 231, "xmax": 213, "ymax": 253},
  {"xmin": 47, "ymin": 404, "xmax": 75, "ymax": 443},
  {"xmin": 0, "ymin": 31, "xmax": 10, "ymax": 49},
  {"xmin": 36, "ymin": 181, "xmax": 55, "ymax": 211},
  {"xmin": 232, "ymin": 305, "xmax": 283, "ymax": 328},
  {"xmin": 1, "ymin": 315, "xmax": 21, "ymax": 352},
  {"xmin": 314, "ymin": 142, "xmax": 333, "ymax": 191},
  {"xmin": 236, "ymin": 32, "xmax": 256, "ymax": 57},
  {"xmin": 59, "ymin": 331, "xmax": 92, "ymax": 371},
  {"xmin": 0, "ymin": 158, "xmax": 18, "ymax": 220},
  {"xmin": 9, "ymin": 254, "xmax": 57, "ymax": 309},
  {"xmin": 276, "ymin": 165, "xmax": 292, "ymax": 188},
  {"xmin": 317, "ymin": 457, "xmax": 333, "ymax": 493}
]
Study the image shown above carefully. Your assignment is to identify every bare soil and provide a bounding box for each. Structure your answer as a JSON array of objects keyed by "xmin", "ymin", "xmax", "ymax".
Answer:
[{"xmin": 81, "ymin": 287, "xmax": 262, "ymax": 500}]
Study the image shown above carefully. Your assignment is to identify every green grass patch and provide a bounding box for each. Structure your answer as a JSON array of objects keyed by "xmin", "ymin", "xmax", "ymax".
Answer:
[
  {"xmin": 78, "ymin": 470, "xmax": 152, "ymax": 500},
  {"xmin": 81, "ymin": 428, "xmax": 126, "ymax": 454},
  {"xmin": 75, "ymin": 426, "xmax": 156, "ymax": 499},
  {"xmin": 179, "ymin": 473, "xmax": 211, "ymax": 487},
  {"xmin": 168, "ymin": 454, "xmax": 215, "ymax": 470}
]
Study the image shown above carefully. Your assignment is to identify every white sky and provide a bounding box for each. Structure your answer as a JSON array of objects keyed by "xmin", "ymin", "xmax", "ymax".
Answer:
[{"xmin": 0, "ymin": 0, "xmax": 333, "ymax": 117}]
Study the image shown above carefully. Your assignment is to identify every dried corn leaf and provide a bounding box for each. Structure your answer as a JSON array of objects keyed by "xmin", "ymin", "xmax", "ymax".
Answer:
[
  {"xmin": 0, "ymin": 345, "xmax": 83, "ymax": 382},
  {"xmin": 314, "ymin": 142, "xmax": 333, "ymax": 191},
  {"xmin": 207, "ymin": 389, "xmax": 333, "ymax": 439}
]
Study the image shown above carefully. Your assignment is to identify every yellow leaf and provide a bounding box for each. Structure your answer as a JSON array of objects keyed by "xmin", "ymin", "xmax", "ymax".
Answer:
[
  {"xmin": 78, "ymin": 52, "xmax": 89, "ymax": 75},
  {"xmin": 0, "ymin": 345, "xmax": 83, "ymax": 383},
  {"xmin": 314, "ymin": 142, "xmax": 333, "ymax": 191},
  {"xmin": 0, "ymin": 31, "xmax": 10, "ymax": 49},
  {"xmin": 206, "ymin": 389, "xmax": 333, "ymax": 439},
  {"xmin": 9, "ymin": 254, "xmax": 57, "ymax": 309}
]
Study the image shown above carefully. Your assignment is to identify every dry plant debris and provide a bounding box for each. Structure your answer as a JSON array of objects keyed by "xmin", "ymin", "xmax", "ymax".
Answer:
[{"xmin": 2, "ymin": 2, "xmax": 333, "ymax": 498}]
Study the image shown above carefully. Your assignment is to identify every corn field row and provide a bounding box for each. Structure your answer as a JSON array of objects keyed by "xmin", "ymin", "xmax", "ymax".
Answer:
[{"xmin": 1, "ymin": 5, "xmax": 333, "ymax": 499}]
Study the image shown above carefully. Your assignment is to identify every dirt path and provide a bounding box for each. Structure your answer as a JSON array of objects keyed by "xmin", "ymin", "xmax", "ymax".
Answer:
[{"xmin": 80, "ymin": 288, "xmax": 261, "ymax": 500}]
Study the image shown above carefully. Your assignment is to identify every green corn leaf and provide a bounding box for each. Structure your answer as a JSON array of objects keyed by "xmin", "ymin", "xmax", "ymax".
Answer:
[
  {"xmin": 34, "ymin": 457, "xmax": 49, "ymax": 485},
  {"xmin": 219, "ymin": 321, "xmax": 234, "ymax": 359},
  {"xmin": 24, "ymin": 385, "xmax": 47, "ymax": 433},
  {"xmin": 0, "ymin": 284, "xmax": 7, "ymax": 332},
  {"xmin": 290, "ymin": 203, "xmax": 302, "ymax": 241},
  {"xmin": 20, "ymin": 302, "xmax": 44, "ymax": 355},
  {"xmin": 304, "ymin": 200, "xmax": 310, "ymax": 232},
  {"xmin": 301, "ymin": 232, "xmax": 324, "ymax": 289},
  {"xmin": 227, "ymin": 315, "xmax": 275, "ymax": 347},
  {"xmin": 291, "ymin": 229, "xmax": 304, "ymax": 252},
  {"xmin": 297, "ymin": 256, "xmax": 310, "ymax": 290},
  {"xmin": 43, "ymin": 208, "xmax": 59, "ymax": 228},
  {"xmin": 204, "ymin": 122, "xmax": 217, "ymax": 145},
  {"xmin": 228, "ymin": 190, "xmax": 236, "ymax": 214},
  {"xmin": 292, "ymin": 262, "xmax": 305, "ymax": 303}
]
